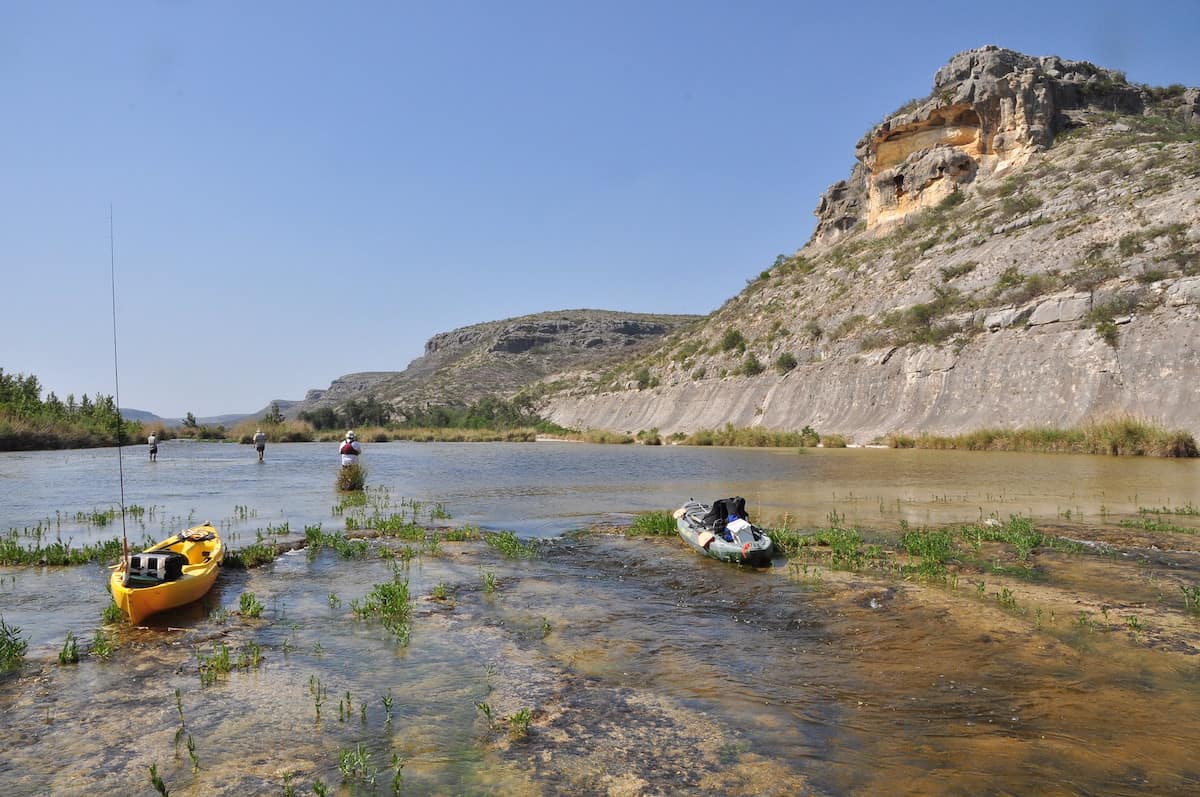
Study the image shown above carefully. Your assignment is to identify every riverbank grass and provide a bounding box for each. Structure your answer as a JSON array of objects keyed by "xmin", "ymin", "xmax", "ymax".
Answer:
[
  {"xmin": 628, "ymin": 511, "xmax": 677, "ymax": 536},
  {"xmin": 885, "ymin": 417, "xmax": 1197, "ymax": 457}
]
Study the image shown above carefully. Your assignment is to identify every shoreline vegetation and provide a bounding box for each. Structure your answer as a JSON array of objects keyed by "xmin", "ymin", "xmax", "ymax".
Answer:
[{"xmin": 2, "ymin": 370, "xmax": 1195, "ymax": 457}]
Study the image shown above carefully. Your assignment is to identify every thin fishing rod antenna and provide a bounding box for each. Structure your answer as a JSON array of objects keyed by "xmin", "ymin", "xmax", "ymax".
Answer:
[{"xmin": 109, "ymin": 205, "xmax": 129, "ymax": 558}]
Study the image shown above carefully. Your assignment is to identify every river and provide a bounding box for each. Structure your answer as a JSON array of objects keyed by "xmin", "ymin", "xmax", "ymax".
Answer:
[{"xmin": 1, "ymin": 441, "xmax": 1198, "ymax": 795}]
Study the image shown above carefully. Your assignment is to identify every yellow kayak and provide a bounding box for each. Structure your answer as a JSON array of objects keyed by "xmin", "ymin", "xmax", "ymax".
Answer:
[{"xmin": 109, "ymin": 523, "xmax": 224, "ymax": 625}]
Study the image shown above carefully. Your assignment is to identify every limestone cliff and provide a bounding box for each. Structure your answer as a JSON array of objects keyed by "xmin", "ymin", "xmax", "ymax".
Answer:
[
  {"xmin": 543, "ymin": 47, "xmax": 1200, "ymax": 442},
  {"xmin": 813, "ymin": 46, "xmax": 1197, "ymax": 242}
]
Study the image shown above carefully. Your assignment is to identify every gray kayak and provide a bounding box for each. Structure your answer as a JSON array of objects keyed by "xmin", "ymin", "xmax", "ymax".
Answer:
[{"xmin": 673, "ymin": 500, "xmax": 774, "ymax": 567}]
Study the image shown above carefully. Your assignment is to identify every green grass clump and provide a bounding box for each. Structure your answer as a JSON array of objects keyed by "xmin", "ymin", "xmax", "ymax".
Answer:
[
  {"xmin": 101, "ymin": 601, "xmax": 124, "ymax": 624},
  {"xmin": 238, "ymin": 592, "xmax": 265, "ymax": 618},
  {"xmin": 628, "ymin": 511, "xmax": 676, "ymax": 537},
  {"xmin": 484, "ymin": 531, "xmax": 537, "ymax": 559},
  {"xmin": 58, "ymin": 630, "xmax": 80, "ymax": 664},
  {"xmin": 0, "ymin": 532, "xmax": 124, "ymax": 567},
  {"xmin": 337, "ymin": 463, "xmax": 367, "ymax": 492},
  {"xmin": 198, "ymin": 641, "xmax": 233, "ymax": 686},
  {"xmin": 306, "ymin": 525, "xmax": 371, "ymax": 558},
  {"xmin": 901, "ymin": 527, "xmax": 955, "ymax": 561},
  {"xmin": 224, "ymin": 540, "xmax": 278, "ymax": 569},
  {"xmin": 351, "ymin": 567, "xmax": 413, "ymax": 641},
  {"xmin": 1, "ymin": 617, "xmax": 28, "ymax": 674}
]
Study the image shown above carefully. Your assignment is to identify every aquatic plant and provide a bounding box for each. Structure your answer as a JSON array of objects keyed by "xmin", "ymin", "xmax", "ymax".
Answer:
[
  {"xmin": 186, "ymin": 734, "xmax": 199, "ymax": 773},
  {"xmin": 507, "ymin": 707, "xmax": 533, "ymax": 740},
  {"xmin": 224, "ymin": 540, "xmax": 277, "ymax": 568},
  {"xmin": 475, "ymin": 700, "xmax": 494, "ymax": 728},
  {"xmin": 350, "ymin": 567, "xmax": 413, "ymax": 642},
  {"xmin": 431, "ymin": 581, "xmax": 450, "ymax": 600},
  {"xmin": 1139, "ymin": 502, "xmax": 1200, "ymax": 516},
  {"xmin": 445, "ymin": 524, "xmax": 482, "ymax": 541},
  {"xmin": 1181, "ymin": 585, "xmax": 1200, "ymax": 614},
  {"xmin": 198, "ymin": 641, "xmax": 232, "ymax": 686},
  {"xmin": 0, "ymin": 617, "xmax": 28, "ymax": 674},
  {"xmin": 148, "ymin": 763, "xmax": 170, "ymax": 796},
  {"xmin": 57, "ymin": 631, "xmax": 79, "ymax": 665},
  {"xmin": 235, "ymin": 642, "xmax": 263, "ymax": 670},
  {"xmin": 100, "ymin": 601, "xmax": 124, "ymax": 624},
  {"xmin": 310, "ymin": 675, "xmax": 326, "ymax": 721},
  {"xmin": 91, "ymin": 627, "xmax": 115, "ymax": 660},
  {"xmin": 337, "ymin": 462, "xmax": 367, "ymax": 492},
  {"xmin": 628, "ymin": 511, "xmax": 675, "ymax": 537},
  {"xmin": 481, "ymin": 569, "xmax": 498, "ymax": 593},
  {"xmin": 485, "ymin": 530, "xmax": 536, "ymax": 559},
  {"xmin": 390, "ymin": 753, "xmax": 405, "ymax": 796},
  {"xmin": 307, "ymin": 525, "xmax": 372, "ymax": 558},
  {"xmin": 1120, "ymin": 516, "xmax": 1196, "ymax": 534},
  {"xmin": 901, "ymin": 527, "xmax": 955, "ymax": 561},
  {"xmin": 338, "ymin": 743, "xmax": 375, "ymax": 785},
  {"xmin": 0, "ymin": 530, "xmax": 124, "ymax": 567},
  {"xmin": 238, "ymin": 591, "xmax": 264, "ymax": 618},
  {"xmin": 382, "ymin": 690, "xmax": 394, "ymax": 722}
]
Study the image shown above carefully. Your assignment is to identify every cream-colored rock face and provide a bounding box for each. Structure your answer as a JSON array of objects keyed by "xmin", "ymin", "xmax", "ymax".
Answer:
[{"xmin": 863, "ymin": 102, "xmax": 1037, "ymax": 229}]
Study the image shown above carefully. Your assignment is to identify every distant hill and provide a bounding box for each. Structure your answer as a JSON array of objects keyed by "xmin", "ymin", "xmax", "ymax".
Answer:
[
  {"xmin": 285, "ymin": 309, "xmax": 702, "ymax": 419},
  {"xmin": 119, "ymin": 405, "xmax": 297, "ymax": 428}
]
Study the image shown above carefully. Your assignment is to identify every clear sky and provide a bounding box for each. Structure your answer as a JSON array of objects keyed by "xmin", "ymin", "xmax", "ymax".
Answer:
[{"xmin": 3, "ymin": 1, "xmax": 1198, "ymax": 418}]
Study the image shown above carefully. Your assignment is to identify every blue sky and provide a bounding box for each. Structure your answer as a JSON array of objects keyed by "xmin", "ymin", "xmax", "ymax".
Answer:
[{"xmin": 3, "ymin": 1, "xmax": 1198, "ymax": 418}]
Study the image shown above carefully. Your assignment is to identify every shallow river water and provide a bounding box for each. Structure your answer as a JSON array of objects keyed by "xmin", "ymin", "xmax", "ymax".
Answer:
[{"xmin": 1, "ymin": 441, "xmax": 1199, "ymax": 795}]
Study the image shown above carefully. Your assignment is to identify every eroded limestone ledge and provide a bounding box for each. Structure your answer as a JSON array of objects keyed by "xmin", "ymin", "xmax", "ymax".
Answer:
[{"xmin": 813, "ymin": 45, "xmax": 1150, "ymax": 243}]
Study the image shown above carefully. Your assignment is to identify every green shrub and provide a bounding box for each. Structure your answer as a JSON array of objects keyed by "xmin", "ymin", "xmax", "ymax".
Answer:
[
  {"xmin": 238, "ymin": 592, "xmax": 264, "ymax": 618},
  {"xmin": 741, "ymin": 353, "xmax": 765, "ymax": 376},
  {"xmin": 720, "ymin": 329, "xmax": 746, "ymax": 352},
  {"xmin": 636, "ymin": 428, "xmax": 662, "ymax": 445},
  {"xmin": 774, "ymin": 353, "xmax": 798, "ymax": 373},
  {"xmin": 1, "ymin": 617, "xmax": 28, "ymax": 674},
  {"xmin": 337, "ymin": 463, "xmax": 366, "ymax": 492},
  {"xmin": 940, "ymin": 261, "xmax": 977, "ymax": 282}
]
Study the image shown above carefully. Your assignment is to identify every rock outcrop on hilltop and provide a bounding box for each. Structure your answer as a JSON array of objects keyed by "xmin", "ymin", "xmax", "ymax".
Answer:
[
  {"xmin": 287, "ymin": 310, "xmax": 701, "ymax": 417},
  {"xmin": 542, "ymin": 47, "xmax": 1200, "ymax": 442},
  {"xmin": 813, "ymin": 46, "xmax": 1199, "ymax": 243}
]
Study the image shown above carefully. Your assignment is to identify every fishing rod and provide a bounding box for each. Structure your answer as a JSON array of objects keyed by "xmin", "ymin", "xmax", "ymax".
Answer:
[{"xmin": 110, "ymin": 205, "xmax": 130, "ymax": 582}]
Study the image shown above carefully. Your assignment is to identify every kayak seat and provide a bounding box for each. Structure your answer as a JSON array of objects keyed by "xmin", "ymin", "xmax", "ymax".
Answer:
[
  {"xmin": 701, "ymin": 496, "xmax": 749, "ymax": 529},
  {"xmin": 128, "ymin": 551, "xmax": 188, "ymax": 583}
]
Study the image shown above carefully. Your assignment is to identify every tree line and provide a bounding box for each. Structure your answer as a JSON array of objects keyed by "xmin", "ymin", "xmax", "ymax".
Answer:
[
  {"xmin": 0, "ymin": 368, "xmax": 141, "ymax": 451},
  {"xmin": 298, "ymin": 393, "xmax": 554, "ymax": 431}
]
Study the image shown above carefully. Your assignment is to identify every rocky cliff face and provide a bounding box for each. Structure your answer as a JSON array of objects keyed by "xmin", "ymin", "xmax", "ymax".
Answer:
[
  {"xmin": 813, "ymin": 46, "xmax": 1198, "ymax": 243},
  {"xmin": 288, "ymin": 310, "xmax": 700, "ymax": 417},
  {"xmin": 543, "ymin": 47, "xmax": 1200, "ymax": 442}
]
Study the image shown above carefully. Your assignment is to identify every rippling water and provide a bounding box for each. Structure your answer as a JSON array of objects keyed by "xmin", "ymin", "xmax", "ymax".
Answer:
[{"xmin": 2, "ymin": 441, "xmax": 1198, "ymax": 795}]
